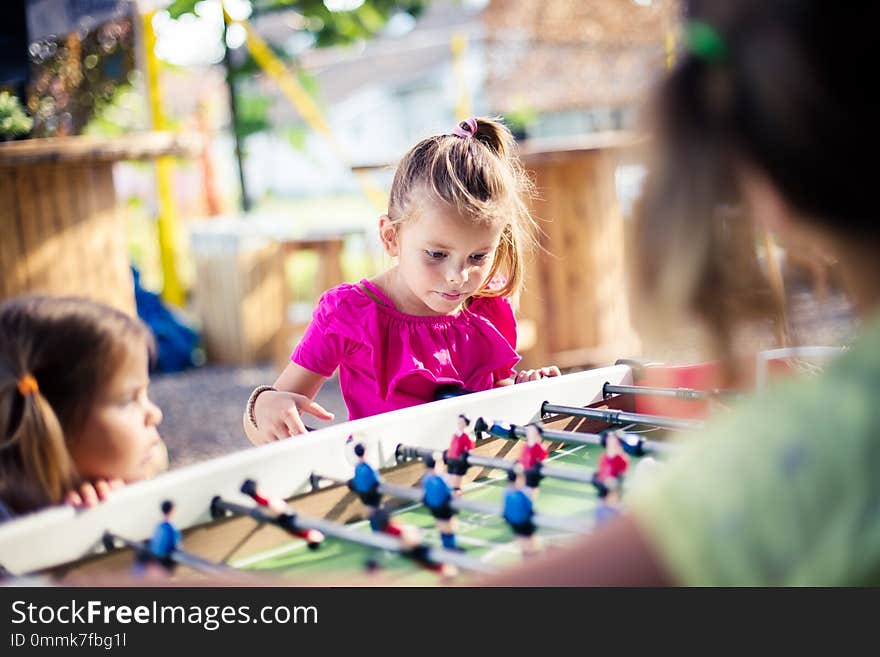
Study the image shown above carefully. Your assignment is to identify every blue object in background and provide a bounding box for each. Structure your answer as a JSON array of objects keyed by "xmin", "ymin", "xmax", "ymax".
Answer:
[{"xmin": 132, "ymin": 267, "xmax": 200, "ymax": 373}]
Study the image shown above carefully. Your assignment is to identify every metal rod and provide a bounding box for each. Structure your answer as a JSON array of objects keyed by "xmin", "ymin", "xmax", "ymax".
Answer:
[
  {"xmin": 396, "ymin": 444, "xmax": 595, "ymax": 485},
  {"xmin": 541, "ymin": 402, "xmax": 705, "ymax": 432},
  {"xmin": 476, "ymin": 419, "xmax": 676, "ymax": 457},
  {"xmin": 603, "ymin": 382, "xmax": 711, "ymax": 401},
  {"xmin": 312, "ymin": 474, "xmax": 590, "ymax": 535},
  {"xmin": 211, "ymin": 496, "xmax": 494, "ymax": 574},
  {"xmin": 102, "ymin": 532, "xmax": 242, "ymax": 578},
  {"xmin": 479, "ymin": 420, "xmax": 604, "ymax": 447}
]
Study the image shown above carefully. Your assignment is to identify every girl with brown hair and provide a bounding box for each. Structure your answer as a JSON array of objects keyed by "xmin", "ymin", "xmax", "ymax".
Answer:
[
  {"xmin": 0, "ymin": 295, "xmax": 167, "ymax": 519},
  {"xmin": 245, "ymin": 117, "xmax": 559, "ymax": 444},
  {"xmin": 482, "ymin": 0, "xmax": 880, "ymax": 585}
]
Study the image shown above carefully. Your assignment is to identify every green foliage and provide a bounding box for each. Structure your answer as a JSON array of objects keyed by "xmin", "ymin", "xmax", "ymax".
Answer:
[
  {"xmin": 229, "ymin": 45, "xmax": 318, "ymax": 96},
  {"xmin": 231, "ymin": 68, "xmax": 318, "ymax": 144},
  {"xmin": 165, "ymin": 0, "xmax": 201, "ymax": 19},
  {"xmin": 0, "ymin": 91, "xmax": 33, "ymax": 138},
  {"xmin": 168, "ymin": 2, "xmax": 428, "ymax": 144},
  {"xmin": 504, "ymin": 102, "xmax": 538, "ymax": 133},
  {"xmin": 296, "ymin": 67, "xmax": 319, "ymax": 96},
  {"xmin": 284, "ymin": 125, "xmax": 308, "ymax": 149},
  {"xmin": 229, "ymin": 43, "xmax": 289, "ymax": 80},
  {"xmin": 235, "ymin": 93, "xmax": 273, "ymax": 139},
  {"xmin": 170, "ymin": 0, "xmax": 428, "ymax": 48},
  {"xmin": 82, "ymin": 84, "xmax": 148, "ymax": 137}
]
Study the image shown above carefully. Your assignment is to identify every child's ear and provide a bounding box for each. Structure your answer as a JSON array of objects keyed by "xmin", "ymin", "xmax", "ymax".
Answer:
[{"xmin": 378, "ymin": 214, "xmax": 399, "ymax": 257}]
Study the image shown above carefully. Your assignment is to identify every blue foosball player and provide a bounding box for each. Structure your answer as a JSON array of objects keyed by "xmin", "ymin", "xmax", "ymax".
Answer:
[
  {"xmin": 594, "ymin": 479, "xmax": 622, "ymax": 528},
  {"xmin": 349, "ymin": 443, "xmax": 382, "ymax": 508},
  {"xmin": 145, "ymin": 499, "xmax": 181, "ymax": 572},
  {"xmin": 502, "ymin": 471, "xmax": 542, "ymax": 558},
  {"xmin": 421, "ymin": 455, "xmax": 459, "ymax": 550}
]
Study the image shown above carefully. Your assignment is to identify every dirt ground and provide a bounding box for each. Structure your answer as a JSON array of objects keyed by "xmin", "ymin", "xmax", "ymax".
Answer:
[{"xmin": 152, "ymin": 365, "xmax": 347, "ymax": 469}]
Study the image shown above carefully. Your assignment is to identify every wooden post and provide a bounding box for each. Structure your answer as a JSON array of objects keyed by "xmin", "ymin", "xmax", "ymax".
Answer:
[
  {"xmin": 0, "ymin": 160, "xmax": 133, "ymax": 314},
  {"xmin": 0, "ymin": 132, "xmax": 201, "ymax": 315},
  {"xmin": 518, "ymin": 134, "xmax": 641, "ymax": 369}
]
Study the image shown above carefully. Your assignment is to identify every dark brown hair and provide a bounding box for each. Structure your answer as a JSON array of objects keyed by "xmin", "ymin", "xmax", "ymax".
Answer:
[
  {"xmin": 0, "ymin": 296, "xmax": 155, "ymax": 514},
  {"xmin": 635, "ymin": 0, "xmax": 877, "ymax": 362},
  {"xmin": 387, "ymin": 116, "xmax": 537, "ymax": 304}
]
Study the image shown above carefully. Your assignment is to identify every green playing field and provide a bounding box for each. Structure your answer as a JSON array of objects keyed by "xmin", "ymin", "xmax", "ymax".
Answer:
[{"xmin": 232, "ymin": 440, "xmax": 651, "ymax": 584}]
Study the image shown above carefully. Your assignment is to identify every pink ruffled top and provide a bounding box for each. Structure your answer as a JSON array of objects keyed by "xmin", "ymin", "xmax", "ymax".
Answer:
[{"xmin": 292, "ymin": 279, "xmax": 521, "ymax": 421}]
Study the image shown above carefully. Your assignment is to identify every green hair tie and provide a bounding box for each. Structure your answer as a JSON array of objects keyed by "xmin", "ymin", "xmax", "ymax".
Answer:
[{"xmin": 686, "ymin": 20, "xmax": 727, "ymax": 63}]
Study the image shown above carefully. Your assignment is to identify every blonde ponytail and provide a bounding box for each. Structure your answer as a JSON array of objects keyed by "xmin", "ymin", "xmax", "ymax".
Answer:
[{"xmin": 388, "ymin": 116, "xmax": 538, "ymax": 304}]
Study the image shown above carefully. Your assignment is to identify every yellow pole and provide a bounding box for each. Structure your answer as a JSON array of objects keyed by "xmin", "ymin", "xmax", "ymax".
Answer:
[
  {"xmin": 225, "ymin": 8, "xmax": 387, "ymax": 212},
  {"xmin": 664, "ymin": 0, "xmax": 677, "ymax": 70},
  {"xmin": 450, "ymin": 31, "xmax": 471, "ymax": 121},
  {"xmin": 142, "ymin": 10, "xmax": 184, "ymax": 307},
  {"xmin": 665, "ymin": 30, "xmax": 676, "ymax": 70}
]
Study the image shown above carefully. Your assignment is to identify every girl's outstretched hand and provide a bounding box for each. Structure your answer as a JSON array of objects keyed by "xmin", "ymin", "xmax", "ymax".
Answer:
[
  {"xmin": 514, "ymin": 366, "xmax": 561, "ymax": 384},
  {"xmin": 252, "ymin": 390, "xmax": 335, "ymax": 443},
  {"xmin": 66, "ymin": 478, "xmax": 124, "ymax": 509}
]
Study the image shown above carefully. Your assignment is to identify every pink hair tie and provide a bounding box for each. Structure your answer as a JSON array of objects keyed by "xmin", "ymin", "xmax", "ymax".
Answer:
[{"xmin": 451, "ymin": 117, "xmax": 478, "ymax": 139}]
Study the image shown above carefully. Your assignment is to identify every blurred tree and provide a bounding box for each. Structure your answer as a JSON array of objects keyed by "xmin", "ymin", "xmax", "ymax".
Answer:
[
  {"xmin": 165, "ymin": 0, "xmax": 429, "ymax": 209},
  {"xmin": 28, "ymin": 16, "xmax": 136, "ymax": 138},
  {"xmin": 167, "ymin": 1, "xmax": 428, "ymax": 47},
  {"xmin": 0, "ymin": 89, "xmax": 33, "ymax": 139},
  {"xmin": 226, "ymin": 47, "xmax": 320, "ymax": 144}
]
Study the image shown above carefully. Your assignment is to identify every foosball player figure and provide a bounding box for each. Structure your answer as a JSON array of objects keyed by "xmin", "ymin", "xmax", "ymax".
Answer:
[
  {"xmin": 369, "ymin": 505, "xmax": 422, "ymax": 548},
  {"xmin": 446, "ymin": 414, "xmax": 475, "ymax": 494},
  {"xmin": 146, "ymin": 499, "xmax": 181, "ymax": 573},
  {"xmin": 519, "ymin": 423, "xmax": 549, "ymax": 498},
  {"xmin": 241, "ymin": 479, "xmax": 324, "ymax": 550},
  {"xmin": 503, "ymin": 470, "xmax": 542, "ymax": 559},
  {"xmin": 594, "ymin": 478, "xmax": 622, "ymax": 528},
  {"xmin": 368, "ymin": 505, "xmax": 458, "ymax": 579},
  {"xmin": 349, "ymin": 442, "xmax": 382, "ymax": 509},
  {"xmin": 592, "ymin": 430, "xmax": 630, "ymax": 495},
  {"xmin": 421, "ymin": 454, "xmax": 460, "ymax": 551}
]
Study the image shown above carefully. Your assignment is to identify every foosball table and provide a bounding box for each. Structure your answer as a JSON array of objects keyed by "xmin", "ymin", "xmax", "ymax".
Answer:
[{"xmin": 0, "ymin": 362, "xmax": 725, "ymax": 584}]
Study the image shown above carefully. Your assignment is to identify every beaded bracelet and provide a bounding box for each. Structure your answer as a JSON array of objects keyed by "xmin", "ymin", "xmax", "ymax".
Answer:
[{"xmin": 246, "ymin": 385, "xmax": 275, "ymax": 430}]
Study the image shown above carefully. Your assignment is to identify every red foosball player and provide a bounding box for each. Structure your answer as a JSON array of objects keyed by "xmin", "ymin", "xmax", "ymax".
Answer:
[
  {"xmin": 592, "ymin": 430, "xmax": 630, "ymax": 497},
  {"xmin": 241, "ymin": 480, "xmax": 324, "ymax": 549},
  {"xmin": 368, "ymin": 506, "xmax": 458, "ymax": 579},
  {"xmin": 519, "ymin": 423, "xmax": 549, "ymax": 498},
  {"xmin": 446, "ymin": 414, "xmax": 475, "ymax": 494},
  {"xmin": 368, "ymin": 505, "xmax": 422, "ymax": 547}
]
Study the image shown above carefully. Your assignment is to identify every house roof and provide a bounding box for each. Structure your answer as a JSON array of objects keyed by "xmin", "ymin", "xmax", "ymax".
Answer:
[{"xmin": 252, "ymin": 0, "xmax": 485, "ymax": 107}]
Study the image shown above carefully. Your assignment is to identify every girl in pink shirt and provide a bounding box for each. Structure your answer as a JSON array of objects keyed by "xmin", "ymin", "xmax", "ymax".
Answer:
[{"xmin": 244, "ymin": 117, "xmax": 559, "ymax": 444}]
